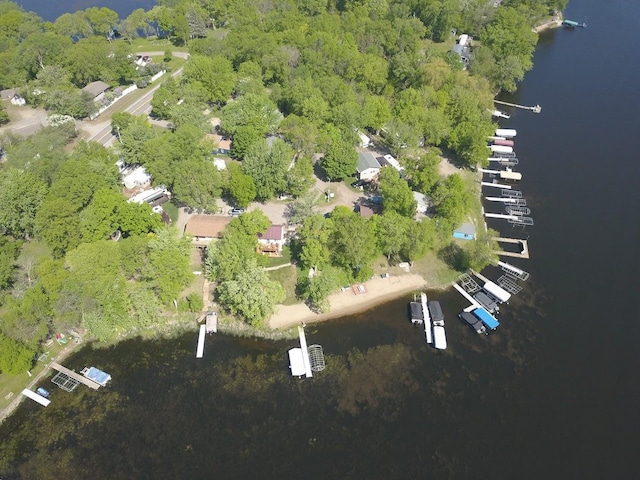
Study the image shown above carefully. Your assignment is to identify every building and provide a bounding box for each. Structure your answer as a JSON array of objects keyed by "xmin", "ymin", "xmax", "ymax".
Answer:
[
  {"xmin": 122, "ymin": 166, "xmax": 151, "ymax": 190},
  {"xmin": 257, "ymin": 224, "xmax": 286, "ymax": 256},
  {"xmin": 413, "ymin": 191, "xmax": 430, "ymax": 215},
  {"xmin": 1, "ymin": 88, "xmax": 26, "ymax": 106},
  {"xmin": 451, "ymin": 34, "xmax": 472, "ymax": 68},
  {"xmin": 453, "ymin": 222, "xmax": 476, "ymax": 240},
  {"xmin": 82, "ymin": 81, "xmax": 110, "ymax": 101},
  {"xmin": 378, "ymin": 154, "xmax": 404, "ymax": 175},
  {"xmin": 184, "ymin": 215, "xmax": 232, "ymax": 244},
  {"xmin": 358, "ymin": 205, "xmax": 375, "ymax": 218},
  {"xmin": 357, "ymin": 152, "xmax": 381, "ymax": 181},
  {"xmin": 211, "ymin": 134, "xmax": 232, "ymax": 155}
]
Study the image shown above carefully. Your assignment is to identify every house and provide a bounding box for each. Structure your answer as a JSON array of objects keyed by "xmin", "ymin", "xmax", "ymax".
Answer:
[
  {"xmin": 357, "ymin": 152, "xmax": 382, "ymax": 181},
  {"xmin": 0, "ymin": 88, "xmax": 26, "ymax": 106},
  {"xmin": 82, "ymin": 81, "xmax": 110, "ymax": 101},
  {"xmin": 122, "ymin": 166, "xmax": 151, "ymax": 190},
  {"xmin": 184, "ymin": 215, "xmax": 232, "ymax": 244},
  {"xmin": 451, "ymin": 34, "xmax": 471, "ymax": 68},
  {"xmin": 211, "ymin": 134, "xmax": 232, "ymax": 155},
  {"xmin": 453, "ymin": 222, "xmax": 476, "ymax": 240},
  {"xmin": 257, "ymin": 224, "xmax": 286, "ymax": 256},
  {"xmin": 413, "ymin": 191, "xmax": 430, "ymax": 215},
  {"xmin": 128, "ymin": 186, "xmax": 170, "ymax": 205}
]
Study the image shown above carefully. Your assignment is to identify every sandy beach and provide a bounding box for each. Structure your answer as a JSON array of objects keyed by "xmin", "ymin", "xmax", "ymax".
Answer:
[{"xmin": 269, "ymin": 273, "xmax": 427, "ymax": 330}]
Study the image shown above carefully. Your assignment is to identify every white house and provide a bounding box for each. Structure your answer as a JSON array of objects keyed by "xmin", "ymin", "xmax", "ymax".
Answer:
[
  {"xmin": 413, "ymin": 191, "xmax": 430, "ymax": 215},
  {"xmin": 357, "ymin": 152, "xmax": 381, "ymax": 181},
  {"xmin": 82, "ymin": 81, "xmax": 110, "ymax": 102},
  {"xmin": 0, "ymin": 88, "xmax": 25, "ymax": 106}
]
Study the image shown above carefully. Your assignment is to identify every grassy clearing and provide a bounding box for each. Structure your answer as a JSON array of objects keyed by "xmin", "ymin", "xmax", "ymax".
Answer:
[
  {"xmin": 128, "ymin": 36, "xmax": 188, "ymax": 53},
  {"xmin": 267, "ymin": 265, "xmax": 299, "ymax": 305},
  {"xmin": 264, "ymin": 247, "xmax": 292, "ymax": 268},
  {"xmin": 411, "ymin": 250, "xmax": 462, "ymax": 287},
  {"xmin": 163, "ymin": 202, "xmax": 179, "ymax": 224}
]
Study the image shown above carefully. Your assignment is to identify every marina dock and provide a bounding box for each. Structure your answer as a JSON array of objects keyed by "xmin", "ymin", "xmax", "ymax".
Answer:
[
  {"xmin": 420, "ymin": 293, "xmax": 432, "ymax": 344},
  {"xmin": 196, "ymin": 324, "xmax": 206, "ymax": 358},
  {"xmin": 50, "ymin": 363, "xmax": 100, "ymax": 390},
  {"xmin": 492, "ymin": 237, "xmax": 530, "ymax": 259},
  {"xmin": 297, "ymin": 325, "xmax": 313, "ymax": 378},
  {"xmin": 451, "ymin": 282, "xmax": 482, "ymax": 313},
  {"xmin": 494, "ymin": 100, "xmax": 541, "ymax": 113}
]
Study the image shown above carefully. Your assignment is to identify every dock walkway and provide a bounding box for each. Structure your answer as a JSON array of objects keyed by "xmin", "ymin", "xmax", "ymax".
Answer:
[
  {"xmin": 50, "ymin": 362, "xmax": 101, "ymax": 390},
  {"xmin": 493, "ymin": 237, "xmax": 530, "ymax": 259}
]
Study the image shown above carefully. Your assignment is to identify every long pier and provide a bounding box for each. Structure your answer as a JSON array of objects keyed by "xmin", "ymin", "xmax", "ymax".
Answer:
[
  {"xmin": 451, "ymin": 282, "xmax": 482, "ymax": 313},
  {"xmin": 493, "ymin": 237, "xmax": 530, "ymax": 259},
  {"xmin": 494, "ymin": 100, "xmax": 541, "ymax": 113},
  {"xmin": 50, "ymin": 362, "xmax": 100, "ymax": 390},
  {"xmin": 297, "ymin": 325, "xmax": 313, "ymax": 378}
]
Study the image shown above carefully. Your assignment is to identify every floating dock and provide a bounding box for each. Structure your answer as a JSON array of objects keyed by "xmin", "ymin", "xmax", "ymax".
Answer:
[
  {"xmin": 195, "ymin": 324, "xmax": 206, "ymax": 358},
  {"xmin": 494, "ymin": 100, "xmax": 541, "ymax": 114},
  {"xmin": 451, "ymin": 282, "xmax": 482, "ymax": 313},
  {"xmin": 205, "ymin": 312, "xmax": 218, "ymax": 334},
  {"xmin": 21, "ymin": 389, "xmax": 51, "ymax": 407},
  {"xmin": 50, "ymin": 362, "xmax": 100, "ymax": 390},
  {"xmin": 481, "ymin": 181, "xmax": 512, "ymax": 190},
  {"xmin": 485, "ymin": 196, "xmax": 526, "ymax": 205},
  {"xmin": 297, "ymin": 325, "xmax": 313, "ymax": 378}
]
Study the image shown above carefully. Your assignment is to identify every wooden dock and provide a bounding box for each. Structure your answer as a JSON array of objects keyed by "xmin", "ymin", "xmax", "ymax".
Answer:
[
  {"xmin": 494, "ymin": 99, "xmax": 541, "ymax": 113},
  {"xmin": 50, "ymin": 362, "xmax": 100, "ymax": 390},
  {"xmin": 493, "ymin": 237, "xmax": 530, "ymax": 259}
]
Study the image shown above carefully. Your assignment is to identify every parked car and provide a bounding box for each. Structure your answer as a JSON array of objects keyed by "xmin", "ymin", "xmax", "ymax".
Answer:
[
  {"xmin": 228, "ymin": 208, "xmax": 245, "ymax": 217},
  {"xmin": 351, "ymin": 179, "xmax": 369, "ymax": 190}
]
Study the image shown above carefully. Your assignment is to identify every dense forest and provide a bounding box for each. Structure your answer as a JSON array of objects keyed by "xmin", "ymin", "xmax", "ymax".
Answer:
[{"xmin": 0, "ymin": 0, "xmax": 565, "ymax": 372}]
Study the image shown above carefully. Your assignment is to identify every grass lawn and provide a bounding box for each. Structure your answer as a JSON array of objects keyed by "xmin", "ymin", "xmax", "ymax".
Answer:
[
  {"xmin": 128, "ymin": 36, "xmax": 188, "ymax": 53},
  {"xmin": 409, "ymin": 250, "xmax": 462, "ymax": 287},
  {"xmin": 264, "ymin": 247, "xmax": 292, "ymax": 268},
  {"xmin": 267, "ymin": 265, "xmax": 299, "ymax": 305},
  {"xmin": 163, "ymin": 201, "xmax": 180, "ymax": 224}
]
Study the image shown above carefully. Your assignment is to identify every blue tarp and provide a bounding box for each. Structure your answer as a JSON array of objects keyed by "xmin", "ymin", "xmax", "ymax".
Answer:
[
  {"xmin": 472, "ymin": 307, "xmax": 500, "ymax": 330},
  {"xmin": 85, "ymin": 367, "xmax": 111, "ymax": 386}
]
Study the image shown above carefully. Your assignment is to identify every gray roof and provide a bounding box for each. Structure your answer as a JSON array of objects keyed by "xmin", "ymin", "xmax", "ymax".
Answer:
[
  {"xmin": 0, "ymin": 88, "xmax": 17, "ymax": 99},
  {"xmin": 82, "ymin": 81, "xmax": 110, "ymax": 97},
  {"xmin": 357, "ymin": 152, "xmax": 381, "ymax": 172},
  {"xmin": 455, "ymin": 222, "xmax": 476, "ymax": 235}
]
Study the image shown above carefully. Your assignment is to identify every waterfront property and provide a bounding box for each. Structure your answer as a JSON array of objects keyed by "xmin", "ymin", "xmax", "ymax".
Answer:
[{"xmin": 50, "ymin": 363, "xmax": 101, "ymax": 390}]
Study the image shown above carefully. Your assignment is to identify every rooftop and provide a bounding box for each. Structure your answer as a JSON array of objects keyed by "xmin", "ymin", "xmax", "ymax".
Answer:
[
  {"xmin": 258, "ymin": 224, "xmax": 285, "ymax": 241},
  {"xmin": 357, "ymin": 152, "xmax": 381, "ymax": 172},
  {"xmin": 184, "ymin": 215, "xmax": 231, "ymax": 239},
  {"xmin": 82, "ymin": 81, "xmax": 110, "ymax": 98}
]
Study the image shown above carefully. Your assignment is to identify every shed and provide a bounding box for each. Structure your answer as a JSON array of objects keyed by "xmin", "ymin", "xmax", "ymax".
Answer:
[
  {"xmin": 359, "ymin": 205, "xmax": 375, "ymax": 218},
  {"xmin": 357, "ymin": 152, "xmax": 381, "ymax": 181},
  {"xmin": 82, "ymin": 81, "xmax": 110, "ymax": 100},
  {"xmin": 211, "ymin": 134, "xmax": 232, "ymax": 155},
  {"xmin": 184, "ymin": 215, "xmax": 231, "ymax": 243},
  {"xmin": 453, "ymin": 222, "xmax": 476, "ymax": 240}
]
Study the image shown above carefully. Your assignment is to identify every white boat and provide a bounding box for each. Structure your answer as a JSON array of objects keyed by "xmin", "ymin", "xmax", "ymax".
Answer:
[
  {"xmin": 495, "ymin": 128, "xmax": 517, "ymax": 138},
  {"xmin": 433, "ymin": 325, "xmax": 447, "ymax": 350},
  {"xmin": 491, "ymin": 109, "xmax": 511, "ymax": 119}
]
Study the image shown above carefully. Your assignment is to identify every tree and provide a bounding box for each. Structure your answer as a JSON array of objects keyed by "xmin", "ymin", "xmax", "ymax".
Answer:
[
  {"xmin": 329, "ymin": 206, "xmax": 378, "ymax": 280},
  {"xmin": 150, "ymin": 80, "xmax": 178, "ymax": 120},
  {"xmin": 321, "ymin": 139, "xmax": 357, "ymax": 181},
  {"xmin": 286, "ymin": 155, "xmax": 314, "ymax": 197},
  {"xmin": 361, "ymin": 95, "xmax": 392, "ymax": 135},
  {"xmin": 242, "ymin": 139, "xmax": 292, "ymax": 200},
  {"xmin": 0, "ymin": 102, "xmax": 9, "ymax": 124},
  {"xmin": 218, "ymin": 260, "xmax": 285, "ymax": 327},
  {"xmin": 0, "ymin": 237, "xmax": 21, "ymax": 290},
  {"xmin": 17, "ymin": 32, "xmax": 72, "ymax": 79},
  {"xmin": 183, "ymin": 55, "xmax": 236, "ymax": 104},
  {"xmin": 431, "ymin": 173, "xmax": 472, "ymax": 228},
  {"xmin": 227, "ymin": 163, "xmax": 257, "ymax": 208},
  {"xmin": 36, "ymin": 197, "xmax": 81, "ymax": 257},
  {"xmin": 119, "ymin": 8, "xmax": 150, "ymax": 42},
  {"xmin": 53, "ymin": 12, "xmax": 93, "ymax": 39},
  {"xmin": 111, "ymin": 112, "xmax": 135, "ymax": 140},
  {"xmin": 230, "ymin": 126, "xmax": 262, "ymax": 160},
  {"xmin": 186, "ymin": 7, "xmax": 207, "ymax": 38},
  {"xmin": 220, "ymin": 93, "xmax": 282, "ymax": 135},
  {"xmin": 84, "ymin": 6, "xmax": 119, "ymax": 36},
  {"xmin": 0, "ymin": 333, "xmax": 35, "ymax": 375},
  {"xmin": 143, "ymin": 227, "xmax": 193, "ymax": 304},
  {"xmin": 118, "ymin": 115, "xmax": 156, "ymax": 164},
  {"xmin": 408, "ymin": 148, "xmax": 441, "ymax": 194},
  {"xmin": 0, "ymin": 169, "xmax": 48, "ymax": 238},
  {"xmin": 172, "ymin": 158, "xmax": 223, "ymax": 210},
  {"xmin": 378, "ymin": 166, "xmax": 417, "ymax": 217}
]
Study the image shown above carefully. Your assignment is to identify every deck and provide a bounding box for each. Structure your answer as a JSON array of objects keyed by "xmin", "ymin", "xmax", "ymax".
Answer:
[{"xmin": 50, "ymin": 362, "xmax": 100, "ymax": 390}]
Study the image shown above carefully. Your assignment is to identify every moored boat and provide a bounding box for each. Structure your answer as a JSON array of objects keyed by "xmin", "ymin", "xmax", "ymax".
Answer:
[{"xmin": 459, "ymin": 312, "xmax": 487, "ymax": 334}]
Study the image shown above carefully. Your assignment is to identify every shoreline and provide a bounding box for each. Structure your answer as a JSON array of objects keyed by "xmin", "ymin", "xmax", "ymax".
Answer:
[
  {"xmin": 533, "ymin": 12, "xmax": 564, "ymax": 33},
  {"xmin": 269, "ymin": 273, "xmax": 430, "ymax": 330}
]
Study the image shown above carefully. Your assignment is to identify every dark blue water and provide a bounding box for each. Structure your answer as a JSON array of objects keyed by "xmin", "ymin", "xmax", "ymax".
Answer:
[
  {"xmin": 3, "ymin": 0, "xmax": 640, "ymax": 478},
  {"xmin": 17, "ymin": 0, "xmax": 154, "ymax": 22}
]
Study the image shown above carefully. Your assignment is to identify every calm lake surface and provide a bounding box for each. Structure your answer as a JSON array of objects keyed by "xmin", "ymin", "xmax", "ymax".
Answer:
[
  {"xmin": 2, "ymin": 0, "xmax": 639, "ymax": 478},
  {"xmin": 17, "ymin": 0, "xmax": 154, "ymax": 22}
]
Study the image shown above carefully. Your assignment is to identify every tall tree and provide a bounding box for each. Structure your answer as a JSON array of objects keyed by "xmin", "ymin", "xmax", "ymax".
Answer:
[
  {"xmin": 378, "ymin": 166, "xmax": 417, "ymax": 218},
  {"xmin": 0, "ymin": 170, "xmax": 48, "ymax": 238}
]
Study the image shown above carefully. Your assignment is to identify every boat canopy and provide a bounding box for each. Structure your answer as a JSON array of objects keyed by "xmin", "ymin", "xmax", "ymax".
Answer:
[
  {"xmin": 495, "ymin": 128, "xmax": 517, "ymax": 138},
  {"xmin": 409, "ymin": 302, "xmax": 423, "ymax": 320},
  {"xmin": 490, "ymin": 145, "xmax": 513, "ymax": 154},
  {"xmin": 433, "ymin": 326, "xmax": 447, "ymax": 350},
  {"xmin": 427, "ymin": 300, "xmax": 444, "ymax": 324},
  {"xmin": 473, "ymin": 292, "xmax": 498, "ymax": 313},
  {"xmin": 84, "ymin": 367, "xmax": 112, "ymax": 386},
  {"xmin": 483, "ymin": 281, "xmax": 512, "ymax": 303},
  {"xmin": 472, "ymin": 307, "xmax": 500, "ymax": 330},
  {"xmin": 288, "ymin": 348, "xmax": 306, "ymax": 376}
]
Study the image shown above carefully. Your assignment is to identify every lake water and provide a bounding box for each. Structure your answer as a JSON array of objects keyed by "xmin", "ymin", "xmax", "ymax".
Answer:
[
  {"xmin": 2, "ymin": 0, "xmax": 640, "ymax": 478},
  {"xmin": 17, "ymin": 0, "xmax": 155, "ymax": 22}
]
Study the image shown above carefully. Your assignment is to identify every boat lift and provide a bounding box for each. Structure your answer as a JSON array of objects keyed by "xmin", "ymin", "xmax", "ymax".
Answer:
[
  {"xmin": 505, "ymin": 206, "xmax": 531, "ymax": 216},
  {"xmin": 488, "ymin": 157, "xmax": 519, "ymax": 166},
  {"xmin": 498, "ymin": 261, "xmax": 530, "ymax": 281},
  {"xmin": 485, "ymin": 196, "xmax": 527, "ymax": 205},
  {"xmin": 501, "ymin": 189, "xmax": 522, "ymax": 198},
  {"xmin": 497, "ymin": 275, "xmax": 523, "ymax": 295},
  {"xmin": 478, "ymin": 168, "xmax": 522, "ymax": 181},
  {"xmin": 508, "ymin": 216, "xmax": 534, "ymax": 226}
]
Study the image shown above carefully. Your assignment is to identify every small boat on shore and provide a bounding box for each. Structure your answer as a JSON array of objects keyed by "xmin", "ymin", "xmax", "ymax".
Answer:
[
  {"xmin": 491, "ymin": 109, "xmax": 511, "ymax": 119},
  {"xmin": 36, "ymin": 387, "xmax": 50, "ymax": 398}
]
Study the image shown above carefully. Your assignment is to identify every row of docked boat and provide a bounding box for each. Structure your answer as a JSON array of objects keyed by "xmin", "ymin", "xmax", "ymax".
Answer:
[{"xmin": 408, "ymin": 293, "xmax": 447, "ymax": 350}]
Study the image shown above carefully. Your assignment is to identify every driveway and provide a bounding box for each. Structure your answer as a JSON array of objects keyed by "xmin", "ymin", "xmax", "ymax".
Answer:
[{"xmin": 0, "ymin": 105, "xmax": 48, "ymax": 138}]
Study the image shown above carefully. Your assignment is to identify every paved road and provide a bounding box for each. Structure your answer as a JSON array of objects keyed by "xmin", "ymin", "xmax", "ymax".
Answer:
[{"xmin": 89, "ymin": 61, "xmax": 186, "ymax": 146}]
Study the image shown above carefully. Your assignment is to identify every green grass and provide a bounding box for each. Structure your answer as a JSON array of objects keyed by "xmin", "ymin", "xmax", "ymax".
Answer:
[
  {"xmin": 267, "ymin": 265, "xmax": 299, "ymax": 305},
  {"xmin": 128, "ymin": 36, "xmax": 188, "ymax": 53},
  {"xmin": 264, "ymin": 246, "xmax": 292, "ymax": 268},
  {"xmin": 163, "ymin": 202, "xmax": 180, "ymax": 224},
  {"xmin": 411, "ymin": 250, "xmax": 462, "ymax": 287}
]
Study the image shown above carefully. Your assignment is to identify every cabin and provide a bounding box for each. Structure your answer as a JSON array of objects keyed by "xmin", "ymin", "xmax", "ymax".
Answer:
[
  {"xmin": 453, "ymin": 223, "xmax": 476, "ymax": 240},
  {"xmin": 356, "ymin": 152, "xmax": 381, "ymax": 181},
  {"xmin": 122, "ymin": 166, "xmax": 151, "ymax": 190},
  {"xmin": 82, "ymin": 81, "xmax": 110, "ymax": 102},
  {"xmin": 451, "ymin": 34, "xmax": 472, "ymax": 68},
  {"xmin": 184, "ymin": 215, "xmax": 231, "ymax": 244},
  {"xmin": 257, "ymin": 224, "xmax": 286, "ymax": 256},
  {"xmin": 413, "ymin": 191, "xmax": 430, "ymax": 215}
]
